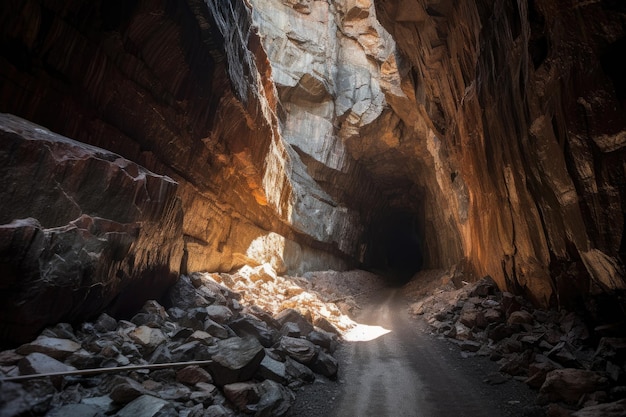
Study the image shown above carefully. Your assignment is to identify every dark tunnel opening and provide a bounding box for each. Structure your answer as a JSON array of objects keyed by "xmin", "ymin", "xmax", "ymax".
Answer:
[{"xmin": 366, "ymin": 210, "xmax": 425, "ymax": 285}]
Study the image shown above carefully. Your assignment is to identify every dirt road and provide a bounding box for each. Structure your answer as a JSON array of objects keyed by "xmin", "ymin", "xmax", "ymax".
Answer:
[{"xmin": 291, "ymin": 286, "xmax": 536, "ymax": 417}]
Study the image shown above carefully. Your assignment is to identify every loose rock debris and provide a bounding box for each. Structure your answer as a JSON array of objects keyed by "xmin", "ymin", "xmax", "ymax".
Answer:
[
  {"xmin": 407, "ymin": 270, "xmax": 626, "ymax": 417},
  {"xmin": 0, "ymin": 265, "xmax": 377, "ymax": 417}
]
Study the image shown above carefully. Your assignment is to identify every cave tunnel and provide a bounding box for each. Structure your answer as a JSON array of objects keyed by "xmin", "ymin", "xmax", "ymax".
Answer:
[{"xmin": 365, "ymin": 210, "xmax": 425, "ymax": 286}]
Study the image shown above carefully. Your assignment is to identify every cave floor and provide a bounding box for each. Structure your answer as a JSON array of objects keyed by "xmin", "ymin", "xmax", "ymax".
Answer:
[{"xmin": 289, "ymin": 279, "xmax": 537, "ymax": 417}]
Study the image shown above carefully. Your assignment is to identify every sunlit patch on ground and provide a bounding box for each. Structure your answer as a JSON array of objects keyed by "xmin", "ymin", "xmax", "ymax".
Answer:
[{"xmin": 342, "ymin": 324, "xmax": 391, "ymax": 342}]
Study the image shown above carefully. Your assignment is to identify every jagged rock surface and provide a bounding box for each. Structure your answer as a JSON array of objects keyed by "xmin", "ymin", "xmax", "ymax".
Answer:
[
  {"xmin": 0, "ymin": 0, "xmax": 624, "ymax": 345},
  {"xmin": 373, "ymin": 0, "xmax": 626, "ymax": 307},
  {"xmin": 0, "ymin": 264, "xmax": 347, "ymax": 416},
  {"xmin": 408, "ymin": 270, "xmax": 626, "ymax": 415},
  {"xmin": 0, "ymin": 114, "xmax": 183, "ymax": 345}
]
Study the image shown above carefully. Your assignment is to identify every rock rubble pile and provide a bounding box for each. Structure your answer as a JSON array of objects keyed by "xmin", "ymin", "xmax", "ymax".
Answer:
[
  {"xmin": 410, "ymin": 273, "xmax": 626, "ymax": 417},
  {"xmin": 0, "ymin": 264, "xmax": 353, "ymax": 417}
]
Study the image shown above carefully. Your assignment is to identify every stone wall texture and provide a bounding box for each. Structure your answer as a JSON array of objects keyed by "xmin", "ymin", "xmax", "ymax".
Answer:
[{"xmin": 0, "ymin": 0, "xmax": 624, "ymax": 342}]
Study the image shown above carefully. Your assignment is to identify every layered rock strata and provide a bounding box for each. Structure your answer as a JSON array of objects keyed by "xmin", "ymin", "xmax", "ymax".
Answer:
[
  {"xmin": 373, "ymin": 0, "xmax": 626, "ymax": 307},
  {"xmin": 0, "ymin": 0, "xmax": 624, "ymax": 342}
]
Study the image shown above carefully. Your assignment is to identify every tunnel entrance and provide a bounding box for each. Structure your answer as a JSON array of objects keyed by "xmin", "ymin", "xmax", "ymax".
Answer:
[{"xmin": 366, "ymin": 210, "xmax": 424, "ymax": 285}]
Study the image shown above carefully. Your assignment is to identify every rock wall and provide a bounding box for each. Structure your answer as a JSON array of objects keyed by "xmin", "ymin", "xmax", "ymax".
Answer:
[
  {"xmin": 0, "ymin": 114, "xmax": 183, "ymax": 344},
  {"xmin": 374, "ymin": 0, "xmax": 626, "ymax": 307},
  {"xmin": 0, "ymin": 0, "xmax": 624, "ymax": 344}
]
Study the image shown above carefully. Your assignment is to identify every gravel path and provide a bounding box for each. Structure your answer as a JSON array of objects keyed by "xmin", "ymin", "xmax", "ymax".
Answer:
[{"xmin": 290, "ymin": 283, "xmax": 538, "ymax": 417}]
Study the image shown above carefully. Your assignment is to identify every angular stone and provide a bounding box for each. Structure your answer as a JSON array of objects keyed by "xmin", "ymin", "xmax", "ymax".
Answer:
[
  {"xmin": 176, "ymin": 365, "xmax": 213, "ymax": 385},
  {"xmin": 507, "ymin": 310, "xmax": 534, "ymax": 326},
  {"xmin": 205, "ymin": 404, "xmax": 235, "ymax": 417},
  {"xmin": 16, "ymin": 336, "xmax": 81, "ymax": 360},
  {"xmin": 252, "ymin": 380, "xmax": 294, "ymax": 416},
  {"xmin": 187, "ymin": 330, "xmax": 215, "ymax": 345},
  {"xmin": 0, "ymin": 349, "xmax": 23, "ymax": 366},
  {"xmin": 460, "ymin": 340, "xmax": 482, "ymax": 352},
  {"xmin": 109, "ymin": 376, "xmax": 151, "ymax": 404},
  {"xmin": 279, "ymin": 337, "xmax": 318, "ymax": 364},
  {"xmin": 484, "ymin": 308, "xmax": 503, "ymax": 324},
  {"xmin": 313, "ymin": 317, "xmax": 340, "ymax": 335},
  {"xmin": 307, "ymin": 329, "xmax": 337, "ymax": 353},
  {"xmin": 309, "ymin": 349, "xmax": 338, "ymax": 378},
  {"xmin": 453, "ymin": 322, "xmax": 473, "ymax": 340},
  {"xmin": 170, "ymin": 341, "xmax": 202, "ymax": 362},
  {"xmin": 470, "ymin": 277, "xmax": 497, "ymax": 297},
  {"xmin": 459, "ymin": 308, "xmax": 487, "ymax": 329},
  {"xmin": 539, "ymin": 368, "xmax": 608, "ymax": 404},
  {"xmin": 94, "ymin": 313, "xmax": 118, "ymax": 333},
  {"xmin": 166, "ymin": 275, "xmax": 209, "ymax": 310},
  {"xmin": 205, "ymin": 305, "xmax": 234, "ymax": 324},
  {"xmin": 280, "ymin": 322, "xmax": 302, "ymax": 338},
  {"xmin": 0, "ymin": 380, "xmax": 55, "ymax": 416},
  {"xmin": 80, "ymin": 396, "xmax": 116, "ymax": 414},
  {"xmin": 18, "ymin": 352, "xmax": 77, "ymax": 376},
  {"xmin": 275, "ymin": 309, "xmax": 314, "ymax": 336},
  {"xmin": 207, "ymin": 337, "xmax": 265, "ymax": 386},
  {"xmin": 285, "ymin": 357, "xmax": 315, "ymax": 383},
  {"xmin": 204, "ymin": 319, "xmax": 230, "ymax": 339},
  {"xmin": 257, "ymin": 354, "xmax": 288, "ymax": 384},
  {"xmin": 229, "ymin": 316, "xmax": 275, "ymax": 347},
  {"xmin": 115, "ymin": 395, "xmax": 176, "ymax": 417},
  {"xmin": 128, "ymin": 326, "xmax": 167, "ymax": 353},
  {"xmin": 156, "ymin": 383, "xmax": 191, "ymax": 401},
  {"xmin": 525, "ymin": 361, "xmax": 558, "ymax": 389},
  {"xmin": 223, "ymin": 382, "xmax": 260, "ymax": 412},
  {"xmin": 189, "ymin": 382, "xmax": 218, "ymax": 406}
]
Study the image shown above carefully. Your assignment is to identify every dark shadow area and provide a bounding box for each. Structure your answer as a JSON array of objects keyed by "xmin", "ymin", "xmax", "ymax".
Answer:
[{"xmin": 365, "ymin": 210, "xmax": 424, "ymax": 286}]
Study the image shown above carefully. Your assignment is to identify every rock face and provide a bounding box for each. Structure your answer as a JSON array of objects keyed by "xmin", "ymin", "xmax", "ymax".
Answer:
[
  {"xmin": 0, "ymin": 0, "xmax": 625, "ymax": 342},
  {"xmin": 0, "ymin": 114, "xmax": 183, "ymax": 344},
  {"xmin": 373, "ymin": 0, "xmax": 626, "ymax": 308}
]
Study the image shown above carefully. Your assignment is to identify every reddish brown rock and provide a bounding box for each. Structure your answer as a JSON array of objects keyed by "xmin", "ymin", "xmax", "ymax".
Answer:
[{"xmin": 539, "ymin": 368, "xmax": 608, "ymax": 404}]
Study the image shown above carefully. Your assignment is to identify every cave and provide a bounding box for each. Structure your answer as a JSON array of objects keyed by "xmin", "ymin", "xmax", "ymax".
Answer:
[
  {"xmin": 364, "ymin": 210, "xmax": 425, "ymax": 284},
  {"xmin": 0, "ymin": 0, "xmax": 625, "ymax": 414},
  {"xmin": 0, "ymin": 0, "xmax": 623, "ymax": 341}
]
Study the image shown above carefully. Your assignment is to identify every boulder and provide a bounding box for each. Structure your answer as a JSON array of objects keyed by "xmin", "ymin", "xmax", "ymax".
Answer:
[
  {"xmin": 207, "ymin": 337, "xmax": 265, "ymax": 386},
  {"xmin": 16, "ymin": 336, "xmax": 81, "ymax": 360},
  {"xmin": 309, "ymin": 349, "xmax": 338, "ymax": 378},
  {"xmin": 278, "ymin": 337, "xmax": 318, "ymax": 364},
  {"xmin": 128, "ymin": 326, "xmax": 167, "ymax": 354},
  {"xmin": 257, "ymin": 354, "xmax": 288, "ymax": 384},
  {"xmin": 275, "ymin": 309, "xmax": 314, "ymax": 336},
  {"xmin": 507, "ymin": 310, "xmax": 534, "ymax": 326},
  {"xmin": 109, "ymin": 376, "xmax": 152, "ymax": 404},
  {"xmin": 223, "ymin": 382, "xmax": 260, "ymax": 412},
  {"xmin": 176, "ymin": 365, "xmax": 213, "ymax": 385},
  {"xmin": 0, "ymin": 114, "xmax": 183, "ymax": 346},
  {"xmin": 253, "ymin": 380, "xmax": 294, "ymax": 417},
  {"xmin": 205, "ymin": 305, "xmax": 235, "ymax": 324},
  {"xmin": 18, "ymin": 352, "xmax": 76, "ymax": 376},
  {"xmin": 229, "ymin": 316, "xmax": 275, "ymax": 347},
  {"xmin": 539, "ymin": 368, "xmax": 608, "ymax": 404}
]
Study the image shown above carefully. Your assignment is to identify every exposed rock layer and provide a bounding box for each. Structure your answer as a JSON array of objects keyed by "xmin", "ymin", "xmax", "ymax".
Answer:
[
  {"xmin": 0, "ymin": 0, "xmax": 624, "ymax": 341},
  {"xmin": 373, "ymin": 0, "xmax": 626, "ymax": 307},
  {"xmin": 0, "ymin": 114, "xmax": 183, "ymax": 344}
]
